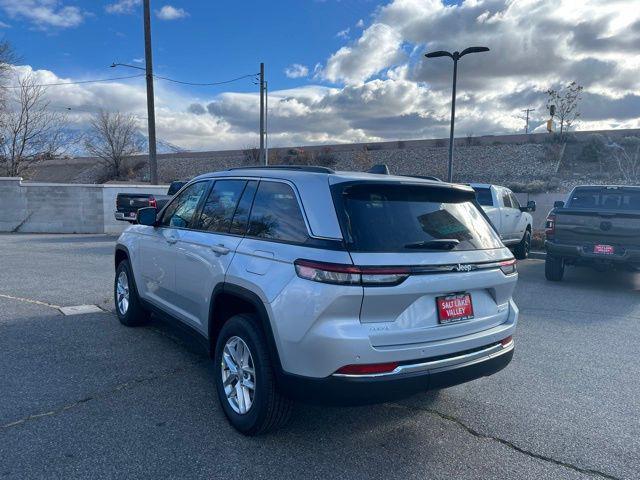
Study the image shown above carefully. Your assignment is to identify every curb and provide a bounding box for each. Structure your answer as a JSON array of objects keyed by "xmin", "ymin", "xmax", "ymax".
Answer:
[{"xmin": 528, "ymin": 251, "xmax": 546, "ymax": 260}]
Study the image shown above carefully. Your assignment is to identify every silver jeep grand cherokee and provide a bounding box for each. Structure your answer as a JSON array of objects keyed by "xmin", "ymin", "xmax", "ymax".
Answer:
[{"xmin": 114, "ymin": 166, "xmax": 518, "ymax": 435}]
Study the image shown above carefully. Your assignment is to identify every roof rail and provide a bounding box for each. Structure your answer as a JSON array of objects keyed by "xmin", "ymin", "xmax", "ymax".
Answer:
[
  {"xmin": 227, "ymin": 165, "xmax": 335, "ymax": 174},
  {"xmin": 403, "ymin": 175, "xmax": 443, "ymax": 182}
]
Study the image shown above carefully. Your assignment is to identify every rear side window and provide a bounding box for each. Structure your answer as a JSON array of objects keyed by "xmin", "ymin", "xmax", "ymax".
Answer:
[
  {"xmin": 474, "ymin": 188, "xmax": 493, "ymax": 206},
  {"xmin": 334, "ymin": 183, "xmax": 503, "ymax": 252},
  {"xmin": 230, "ymin": 181, "xmax": 258, "ymax": 235},
  {"xmin": 567, "ymin": 188, "xmax": 640, "ymax": 211},
  {"xmin": 196, "ymin": 180, "xmax": 246, "ymax": 233},
  {"xmin": 160, "ymin": 181, "xmax": 208, "ymax": 229},
  {"xmin": 248, "ymin": 181, "xmax": 308, "ymax": 243}
]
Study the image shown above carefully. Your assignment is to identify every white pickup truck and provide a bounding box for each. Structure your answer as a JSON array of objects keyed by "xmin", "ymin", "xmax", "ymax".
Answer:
[{"xmin": 471, "ymin": 183, "xmax": 536, "ymax": 259}]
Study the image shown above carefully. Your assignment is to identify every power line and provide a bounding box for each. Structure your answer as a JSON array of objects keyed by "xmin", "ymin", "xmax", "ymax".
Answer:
[
  {"xmin": 2, "ymin": 71, "xmax": 259, "ymax": 90},
  {"xmin": 1, "ymin": 74, "xmax": 145, "ymax": 89},
  {"xmin": 152, "ymin": 72, "xmax": 259, "ymax": 86}
]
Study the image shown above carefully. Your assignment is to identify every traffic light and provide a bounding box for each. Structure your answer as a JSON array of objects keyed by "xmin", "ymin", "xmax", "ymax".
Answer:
[{"xmin": 549, "ymin": 105, "xmax": 556, "ymax": 117}]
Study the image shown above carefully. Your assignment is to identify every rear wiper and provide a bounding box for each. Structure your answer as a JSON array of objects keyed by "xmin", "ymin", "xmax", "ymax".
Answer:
[{"xmin": 404, "ymin": 239, "xmax": 460, "ymax": 250}]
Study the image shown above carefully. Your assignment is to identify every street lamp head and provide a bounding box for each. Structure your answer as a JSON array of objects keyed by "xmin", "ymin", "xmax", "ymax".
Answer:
[
  {"xmin": 425, "ymin": 50, "xmax": 454, "ymax": 59},
  {"xmin": 459, "ymin": 46, "xmax": 490, "ymax": 57}
]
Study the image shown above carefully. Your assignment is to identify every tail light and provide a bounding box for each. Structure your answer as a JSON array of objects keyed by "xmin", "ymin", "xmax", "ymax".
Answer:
[
  {"xmin": 294, "ymin": 259, "xmax": 409, "ymax": 286},
  {"xmin": 499, "ymin": 259, "xmax": 517, "ymax": 275},
  {"xmin": 500, "ymin": 335, "xmax": 513, "ymax": 347},
  {"xmin": 148, "ymin": 197, "xmax": 157, "ymax": 209},
  {"xmin": 545, "ymin": 213, "xmax": 556, "ymax": 240}
]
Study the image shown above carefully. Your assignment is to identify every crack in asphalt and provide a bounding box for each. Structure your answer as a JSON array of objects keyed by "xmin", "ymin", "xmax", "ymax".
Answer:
[
  {"xmin": 0, "ymin": 293, "xmax": 62, "ymax": 312},
  {"xmin": 0, "ymin": 360, "xmax": 207, "ymax": 432},
  {"xmin": 388, "ymin": 403, "xmax": 621, "ymax": 480}
]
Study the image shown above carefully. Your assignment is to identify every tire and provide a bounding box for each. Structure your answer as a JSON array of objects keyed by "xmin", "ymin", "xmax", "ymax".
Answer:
[
  {"xmin": 545, "ymin": 255, "xmax": 564, "ymax": 281},
  {"xmin": 513, "ymin": 229, "xmax": 531, "ymax": 260},
  {"xmin": 114, "ymin": 260, "xmax": 150, "ymax": 326},
  {"xmin": 214, "ymin": 314, "xmax": 293, "ymax": 435}
]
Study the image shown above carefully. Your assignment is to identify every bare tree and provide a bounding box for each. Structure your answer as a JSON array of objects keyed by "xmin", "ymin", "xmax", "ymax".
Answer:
[
  {"xmin": 84, "ymin": 110, "xmax": 143, "ymax": 179},
  {"xmin": 241, "ymin": 146, "xmax": 260, "ymax": 165},
  {"xmin": 608, "ymin": 137, "xmax": 640, "ymax": 183},
  {"xmin": 0, "ymin": 75, "xmax": 68, "ymax": 177},
  {"xmin": 0, "ymin": 40, "xmax": 17, "ymax": 107},
  {"xmin": 546, "ymin": 81, "xmax": 583, "ymax": 136}
]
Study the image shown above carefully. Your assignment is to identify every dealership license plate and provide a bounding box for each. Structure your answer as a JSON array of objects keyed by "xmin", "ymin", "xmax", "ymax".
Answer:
[
  {"xmin": 437, "ymin": 293, "xmax": 474, "ymax": 324},
  {"xmin": 593, "ymin": 244, "xmax": 614, "ymax": 255}
]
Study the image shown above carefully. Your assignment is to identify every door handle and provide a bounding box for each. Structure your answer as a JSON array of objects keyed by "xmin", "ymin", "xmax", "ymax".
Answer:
[
  {"xmin": 165, "ymin": 235, "xmax": 178, "ymax": 244},
  {"xmin": 210, "ymin": 244, "xmax": 231, "ymax": 255}
]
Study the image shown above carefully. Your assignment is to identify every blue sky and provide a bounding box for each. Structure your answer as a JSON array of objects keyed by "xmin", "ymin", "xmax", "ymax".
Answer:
[
  {"xmin": 1, "ymin": 1, "xmax": 377, "ymax": 95},
  {"xmin": 0, "ymin": 0, "xmax": 638, "ymax": 151}
]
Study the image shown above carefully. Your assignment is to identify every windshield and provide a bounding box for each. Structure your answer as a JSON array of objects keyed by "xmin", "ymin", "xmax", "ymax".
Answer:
[
  {"xmin": 567, "ymin": 188, "xmax": 640, "ymax": 211},
  {"xmin": 333, "ymin": 183, "xmax": 503, "ymax": 253}
]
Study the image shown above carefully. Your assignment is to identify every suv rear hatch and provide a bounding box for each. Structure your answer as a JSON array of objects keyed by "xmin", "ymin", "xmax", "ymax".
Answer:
[{"xmin": 331, "ymin": 180, "xmax": 516, "ymax": 347}]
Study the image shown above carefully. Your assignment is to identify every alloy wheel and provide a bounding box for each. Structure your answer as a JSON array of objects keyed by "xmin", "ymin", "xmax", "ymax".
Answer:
[{"xmin": 221, "ymin": 336, "xmax": 256, "ymax": 415}]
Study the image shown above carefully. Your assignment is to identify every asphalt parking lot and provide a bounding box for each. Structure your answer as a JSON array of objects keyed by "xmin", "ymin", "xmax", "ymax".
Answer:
[{"xmin": 1, "ymin": 234, "xmax": 639, "ymax": 480}]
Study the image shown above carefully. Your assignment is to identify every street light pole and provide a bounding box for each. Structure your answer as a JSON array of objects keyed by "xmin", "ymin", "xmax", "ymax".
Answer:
[{"xmin": 425, "ymin": 46, "xmax": 489, "ymax": 183}]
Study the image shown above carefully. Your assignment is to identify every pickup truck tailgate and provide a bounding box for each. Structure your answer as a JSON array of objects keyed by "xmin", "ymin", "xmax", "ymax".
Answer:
[
  {"xmin": 116, "ymin": 194, "xmax": 155, "ymax": 213},
  {"xmin": 555, "ymin": 209, "xmax": 640, "ymax": 248}
]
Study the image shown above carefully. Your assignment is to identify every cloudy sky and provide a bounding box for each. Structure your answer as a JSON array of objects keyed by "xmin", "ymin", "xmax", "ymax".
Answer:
[{"xmin": 1, "ymin": 0, "xmax": 639, "ymax": 151}]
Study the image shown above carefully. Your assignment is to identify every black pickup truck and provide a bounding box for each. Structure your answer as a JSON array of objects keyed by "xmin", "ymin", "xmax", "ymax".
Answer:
[
  {"xmin": 545, "ymin": 185, "xmax": 640, "ymax": 281},
  {"xmin": 115, "ymin": 181, "xmax": 186, "ymax": 223}
]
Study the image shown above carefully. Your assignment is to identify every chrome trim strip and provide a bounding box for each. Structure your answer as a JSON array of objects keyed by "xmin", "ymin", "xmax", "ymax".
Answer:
[{"xmin": 332, "ymin": 340, "xmax": 514, "ymax": 378}]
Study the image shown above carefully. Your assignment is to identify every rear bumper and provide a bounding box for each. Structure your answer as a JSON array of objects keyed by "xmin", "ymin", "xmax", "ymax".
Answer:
[
  {"xmin": 546, "ymin": 241, "xmax": 640, "ymax": 265},
  {"xmin": 115, "ymin": 211, "xmax": 137, "ymax": 222},
  {"xmin": 278, "ymin": 339, "xmax": 514, "ymax": 405}
]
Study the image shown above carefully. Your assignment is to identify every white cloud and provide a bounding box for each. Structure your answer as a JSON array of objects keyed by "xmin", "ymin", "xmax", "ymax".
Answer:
[
  {"xmin": 336, "ymin": 27, "xmax": 350, "ymax": 39},
  {"xmin": 284, "ymin": 63, "xmax": 309, "ymax": 79},
  {"xmin": 323, "ymin": 23, "xmax": 405, "ymax": 85},
  {"xmin": 0, "ymin": 0, "xmax": 84, "ymax": 29},
  {"xmin": 356, "ymin": 19, "xmax": 364, "ymax": 28},
  {"xmin": 105, "ymin": 0, "xmax": 140, "ymax": 15},
  {"xmin": 155, "ymin": 5, "xmax": 189, "ymax": 20}
]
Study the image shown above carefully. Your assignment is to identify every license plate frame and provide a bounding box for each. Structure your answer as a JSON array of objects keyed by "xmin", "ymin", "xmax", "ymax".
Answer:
[{"xmin": 436, "ymin": 293, "xmax": 474, "ymax": 324}]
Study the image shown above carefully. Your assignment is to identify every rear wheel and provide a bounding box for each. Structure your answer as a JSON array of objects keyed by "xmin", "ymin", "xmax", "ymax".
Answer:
[
  {"xmin": 513, "ymin": 229, "xmax": 531, "ymax": 260},
  {"xmin": 545, "ymin": 255, "xmax": 564, "ymax": 281},
  {"xmin": 114, "ymin": 260, "xmax": 150, "ymax": 326},
  {"xmin": 214, "ymin": 314, "xmax": 293, "ymax": 435}
]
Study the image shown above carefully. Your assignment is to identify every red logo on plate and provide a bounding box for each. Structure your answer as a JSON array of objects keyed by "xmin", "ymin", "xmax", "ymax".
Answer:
[{"xmin": 594, "ymin": 244, "xmax": 614, "ymax": 255}]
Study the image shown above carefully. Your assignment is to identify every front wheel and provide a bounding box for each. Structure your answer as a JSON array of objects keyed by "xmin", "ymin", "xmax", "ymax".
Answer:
[
  {"xmin": 545, "ymin": 255, "xmax": 564, "ymax": 281},
  {"xmin": 214, "ymin": 314, "xmax": 293, "ymax": 435},
  {"xmin": 114, "ymin": 260, "xmax": 150, "ymax": 326},
  {"xmin": 513, "ymin": 229, "xmax": 531, "ymax": 260}
]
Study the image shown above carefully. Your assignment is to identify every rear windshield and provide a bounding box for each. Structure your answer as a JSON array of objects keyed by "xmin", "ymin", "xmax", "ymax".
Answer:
[
  {"xmin": 333, "ymin": 183, "xmax": 503, "ymax": 252},
  {"xmin": 473, "ymin": 187, "xmax": 493, "ymax": 206},
  {"xmin": 567, "ymin": 188, "xmax": 640, "ymax": 211}
]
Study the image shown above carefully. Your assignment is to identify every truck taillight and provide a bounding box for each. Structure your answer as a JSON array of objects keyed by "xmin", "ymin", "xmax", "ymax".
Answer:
[
  {"xmin": 148, "ymin": 197, "xmax": 157, "ymax": 208},
  {"xmin": 545, "ymin": 213, "xmax": 556, "ymax": 239},
  {"xmin": 294, "ymin": 259, "xmax": 409, "ymax": 286}
]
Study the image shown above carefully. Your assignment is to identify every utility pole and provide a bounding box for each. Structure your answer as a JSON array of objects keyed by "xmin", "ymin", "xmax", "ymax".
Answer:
[
  {"xmin": 265, "ymin": 81, "xmax": 269, "ymax": 166},
  {"xmin": 522, "ymin": 108, "xmax": 535, "ymax": 134},
  {"xmin": 259, "ymin": 62, "xmax": 265, "ymax": 165},
  {"xmin": 143, "ymin": 0, "xmax": 158, "ymax": 184}
]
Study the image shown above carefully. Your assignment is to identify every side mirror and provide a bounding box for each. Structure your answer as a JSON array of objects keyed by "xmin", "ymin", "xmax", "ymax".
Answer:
[
  {"xmin": 137, "ymin": 207, "xmax": 158, "ymax": 226},
  {"xmin": 519, "ymin": 200, "xmax": 536, "ymax": 212},
  {"xmin": 554, "ymin": 201, "xmax": 565, "ymax": 209}
]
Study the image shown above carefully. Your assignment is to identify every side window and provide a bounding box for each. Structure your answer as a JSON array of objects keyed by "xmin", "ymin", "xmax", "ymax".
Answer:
[
  {"xmin": 230, "ymin": 181, "xmax": 258, "ymax": 235},
  {"xmin": 160, "ymin": 181, "xmax": 209, "ymax": 229},
  {"xmin": 248, "ymin": 181, "xmax": 308, "ymax": 243},
  {"xmin": 196, "ymin": 180, "xmax": 246, "ymax": 233},
  {"xmin": 501, "ymin": 191, "xmax": 513, "ymax": 208},
  {"xmin": 509, "ymin": 192, "xmax": 521, "ymax": 209}
]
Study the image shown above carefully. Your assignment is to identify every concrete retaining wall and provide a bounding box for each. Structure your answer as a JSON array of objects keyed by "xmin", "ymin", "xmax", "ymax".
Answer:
[
  {"xmin": 515, "ymin": 192, "xmax": 569, "ymax": 229},
  {"xmin": 0, "ymin": 178, "xmax": 167, "ymax": 234}
]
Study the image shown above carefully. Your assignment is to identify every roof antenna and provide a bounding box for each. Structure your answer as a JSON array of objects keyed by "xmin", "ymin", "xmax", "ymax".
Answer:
[{"xmin": 368, "ymin": 164, "xmax": 390, "ymax": 175}]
